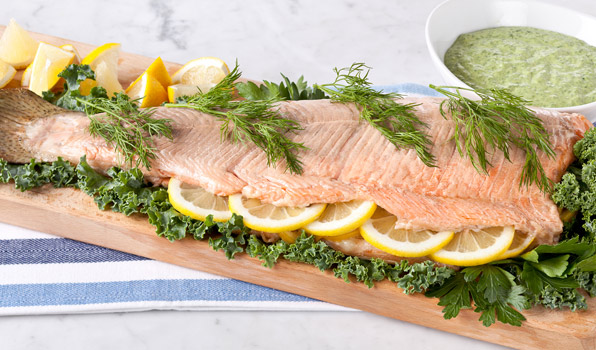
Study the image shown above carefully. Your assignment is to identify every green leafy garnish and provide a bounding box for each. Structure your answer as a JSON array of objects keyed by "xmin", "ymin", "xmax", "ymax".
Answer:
[
  {"xmin": 5, "ymin": 155, "xmax": 596, "ymax": 327},
  {"xmin": 44, "ymin": 64, "xmax": 173, "ymax": 170},
  {"xmin": 79, "ymin": 93, "xmax": 173, "ymax": 170},
  {"xmin": 426, "ymin": 265, "xmax": 529, "ymax": 327},
  {"xmin": 236, "ymin": 74, "xmax": 327, "ymax": 101},
  {"xmin": 429, "ymin": 85, "xmax": 555, "ymax": 193},
  {"xmin": 165, "ymin": 64, "xmax": 306, "ymax": 174},
  {"xmin": 554, "ymin": 128, "xmax": 596, "ymax": 243},
  {"xmin": 313, "ymin": 63, "xmax": 435, "ymax": 167},
  {"xmin": 43, "ymin": 64, "xmax": 108, "ymax": 111}
]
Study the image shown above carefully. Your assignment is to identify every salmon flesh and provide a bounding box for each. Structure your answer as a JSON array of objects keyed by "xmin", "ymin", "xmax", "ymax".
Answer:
[{"xmin": 0, "ymin": 88, "xmax": 591, "ymax": 245}]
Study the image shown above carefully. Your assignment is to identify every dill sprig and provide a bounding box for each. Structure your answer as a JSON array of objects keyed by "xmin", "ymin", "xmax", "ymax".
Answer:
[
  {"xmin": 78, "ymin": 93, "xmax": 173, "ymax": 170},
  {"xmin": 313, "ymin": 63, "xmax": 435, "ymax": 167},
  {"xmin": 164, "ymin": 64, "xmax": 306, "ymax": 174},
  {"xmin": 429, "ymin": 85, "xmax": 556, "ymax": 193}
]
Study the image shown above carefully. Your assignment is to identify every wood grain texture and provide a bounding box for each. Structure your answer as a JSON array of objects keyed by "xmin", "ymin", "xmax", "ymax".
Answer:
[{"xmin": 1, "ymin": 26, "xmax": 596, "ymax": 350}]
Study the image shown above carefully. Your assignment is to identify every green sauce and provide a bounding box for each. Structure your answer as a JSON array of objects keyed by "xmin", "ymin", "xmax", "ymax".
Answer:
[{"xmin": 444, "ymin": 26, "xmax": 596, "ymax": 107}]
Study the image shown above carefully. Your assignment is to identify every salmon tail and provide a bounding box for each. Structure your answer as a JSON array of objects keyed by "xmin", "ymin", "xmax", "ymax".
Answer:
[{"xmin": 0, "ymin": 88, "xmax": 69, "ymax": 163}]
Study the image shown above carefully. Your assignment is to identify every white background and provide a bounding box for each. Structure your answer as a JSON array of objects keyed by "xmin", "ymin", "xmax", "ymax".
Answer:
[{"xmin": 1, "ymin": 0, "xmax": 596, "ymax": 349}]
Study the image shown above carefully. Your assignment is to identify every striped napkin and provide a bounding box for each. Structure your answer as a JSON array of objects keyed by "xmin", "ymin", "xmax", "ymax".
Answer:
[
  {"xmin": 0, "ymin": 84, "xmax": 439, "ymax": 316},
  {"xmin": 0, "ymin": 223, "xmax": 348, "ymax": 315}
]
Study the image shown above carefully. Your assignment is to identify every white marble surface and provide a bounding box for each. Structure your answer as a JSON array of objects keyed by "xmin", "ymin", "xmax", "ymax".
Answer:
[{"xmin": 1, "ymin": 0, "xmax": 596, "ymax": 349}]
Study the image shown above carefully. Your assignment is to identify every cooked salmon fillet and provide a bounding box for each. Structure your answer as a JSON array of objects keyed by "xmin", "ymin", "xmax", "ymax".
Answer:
[{"xmin": 0, "ymin": 89, "xmax": 591, "ymax": 245}]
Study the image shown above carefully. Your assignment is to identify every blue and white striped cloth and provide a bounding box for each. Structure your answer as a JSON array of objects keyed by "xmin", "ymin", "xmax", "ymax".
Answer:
[
  {"xmin": 0, "ymin": 84, "xmax": 438, "ymax": 316},
  {"xmin": 0, "ymin": 223, "xmax": 349, "ymax": 315}
]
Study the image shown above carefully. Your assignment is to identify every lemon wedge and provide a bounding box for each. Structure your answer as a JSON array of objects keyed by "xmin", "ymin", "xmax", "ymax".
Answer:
[
  {"xmin": 28, "ymin": 43, "xmax": 75, "ymax": 95},
  {"xmin": 167, "ymin": 84, "xmax": 205, "ymax": 103},
  {"xmin": 0, "ymin": 19, "xmax": 39, "ymax": 69},
  {"xmin": 125, "ymin": 71, "xmax": 168, "ymax": 108},
  {"xmin": 228, "ymin": 194, "xmax": 326, "ymax": 233},
  {"xmin": 0, "ymin": 59, "xmax": 16, "ymax": 88},
  {"xmin": 171, "ymin": 57, "xmax": 229, "ymax": 88},
  {"xmin": 321, "ymin": 229, "xmax": 361, "ymax": 242},
  {"xmin": 168, "ymin": 178, "xmax": 232, "ymax": 222},
  {"xmin": 498, "ymin": 230, "xmax": 535, "ymax": 259},
  {"xmin": 21, "ymin": 63, "xmax": 31, "ymax": 87},
  {"xmin": 430, "ymin": 226, "xmax": 515, "ymax": 266},
  {"xmin": 80, "ymin": 42, "xmax": 123, "ymax": 97},
  {"xmin": 59, "ymin": 44, "xmax": 81, "ymax": 64},
  {"xmin": 304, "ymin": 200, "xmax": 376, "ymax": 236},
  {"xmin": 140, "ymin": 56, "xmax": 171, "ymax": 88},
  {"xmin": 360, "ymin": 208, "xmax": 454, "ymax": 258}
]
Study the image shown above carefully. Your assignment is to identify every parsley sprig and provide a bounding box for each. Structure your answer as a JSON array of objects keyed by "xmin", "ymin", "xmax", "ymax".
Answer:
[
  {"xmin": 236, "ymin": 74, "xmax": 327, "ymax": 101},
  {"xmin": 314, "ymin": 63, "xmax": 435, "ymax": 167},
  {"xmin": 165, "ymin": 64, "xmax": 306, "ymax": 174},
  {"xmin": 430, "ymin": 85, "xmax": 555, "ymax": 193}
]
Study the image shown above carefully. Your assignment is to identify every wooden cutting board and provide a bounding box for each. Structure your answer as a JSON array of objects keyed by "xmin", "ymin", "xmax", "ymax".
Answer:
[{"xmin": 1, "ymin": 27, "xmax": 596, "ymax": 350}]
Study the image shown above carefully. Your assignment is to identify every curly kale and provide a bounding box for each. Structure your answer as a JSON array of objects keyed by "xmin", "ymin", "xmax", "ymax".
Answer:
[
  {"xmin": 246, "ymin": 235, "xmax": 288, "ymax": 268},
  {"xmin": 391, "ymin": 260, "xmax": 455, "ymax": 295},
  {"xmin": 8, "ymin": 134, "xmax": 596, "ymax": 330}
]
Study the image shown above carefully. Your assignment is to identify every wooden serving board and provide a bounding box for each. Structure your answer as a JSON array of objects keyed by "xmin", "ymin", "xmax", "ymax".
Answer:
[{"xmin": 2, "ymin": 28, "xmax": 596, "ymax": 350}]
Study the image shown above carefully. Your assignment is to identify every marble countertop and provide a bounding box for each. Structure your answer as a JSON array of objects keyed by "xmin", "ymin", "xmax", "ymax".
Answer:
[{"xmin": 2, "ymin": 0, "xmax": 595, "ymax": 349}]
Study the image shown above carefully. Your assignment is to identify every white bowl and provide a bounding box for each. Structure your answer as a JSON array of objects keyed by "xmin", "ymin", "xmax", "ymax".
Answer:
[{"xmin": 425, "ymin": 0, "xmax": 596, "ymax": 122}]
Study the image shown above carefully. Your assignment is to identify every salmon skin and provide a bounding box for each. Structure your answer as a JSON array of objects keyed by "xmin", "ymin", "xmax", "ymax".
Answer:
[{"xmin": 0, "ymin": 88, "xmax": 591, "ymax": 245}]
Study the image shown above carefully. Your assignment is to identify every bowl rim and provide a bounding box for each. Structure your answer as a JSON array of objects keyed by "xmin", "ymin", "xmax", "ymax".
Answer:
[{"xmin": 424, "ymin": 0, "xmax": 596, "ymax": 112}]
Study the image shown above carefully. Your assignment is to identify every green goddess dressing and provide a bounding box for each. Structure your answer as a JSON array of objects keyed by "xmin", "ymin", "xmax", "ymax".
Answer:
[{"xmin": 444, "ymin": 26, "xmax": 596, "ymax": 107}]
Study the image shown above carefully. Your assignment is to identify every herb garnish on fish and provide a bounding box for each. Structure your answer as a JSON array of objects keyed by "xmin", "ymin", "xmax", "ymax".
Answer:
[
  {"xmin": 236, "ymin": 74, "xmax": 327, "ymax": 101},
  {"xmin": 314, "ymin": 63, "xmax": 436, "ymax": 167},
  {"xmin": 44, "ymin": 64, "xmax": 173, "ymax": 170},
  {"xmin": 430, "ymin": 85, "xmax": 556, "ymax": 193},
  {"xmin": 165, "ymin": 64, "xmax": 307, "ymax": 174}
]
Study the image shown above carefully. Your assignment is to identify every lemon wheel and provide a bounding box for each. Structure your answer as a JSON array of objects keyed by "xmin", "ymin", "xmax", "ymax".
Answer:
[
  {"xmin": 304, "ymin": 200, "xmax": 376, "ymax": 236},
  {"xmin": 168, "ymin": 178, "xmax": 232, "ymax": 222},
  {"xmin": 228, "ymin": 194, "xmax": 326, "ymax": 233},
  {"xmin": 498, "ymin": 230, "xmax": 535, "ymax": 259},
  {"xmin": 360, "ymin": 208, "xmax": 454, "ymax": 257},
  {"xmin": 430, "ymin": 226, "xmax": 515, "ymax": 266},
  {"xmin": 321, "ymin": 229, "xmax": 361, "ymax": 242}
]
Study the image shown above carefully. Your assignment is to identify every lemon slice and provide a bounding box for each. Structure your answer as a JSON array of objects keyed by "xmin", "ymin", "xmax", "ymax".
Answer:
[
  {"xmin": 304, "ymin": 200, "xmax": 376, "ymax": 236},
  {"xmin": 360, "ymin": 208, "xmax": 454, "ymax": 258},
  {"xmin": 60, "ymin": 44, "xmax": 81, "ymax": 64},
  {"xmin": 322, "ymin": 229, "xmax": 361, "ymax": 242},
  {"xmin": 80, "ymin": 42, "xmax": 123, "ymax": 97},
  {"xmin": 498, "ymin": 230, "xmax": 535, "ymax": 259},
  {"xmin": 0, "ymin": 59, "xmax": 16, "ymax": 88},
  {"xmin": 125, "ymin": 72, "xmax": 168, "ymax": 107},
  {"xmin": 228, "ymin": 194, "xmax": 326, "ymax": 233},
  {"xmin": 0, "ymin": 19, "xmax": 39, "ymax": 68},
  {"xmin": 167, "ymin": 83, "xmax": 205, "ymax": 103},
  {"xmin": 279, "ymin": 231, "xmax": 301, "ymax": 244},
  {"xmin": 171, "ymin": 57, "xmax": 229, "ymax": 88},
  {"xmin": 167, "ymin": 178, "xmax": 232, "ymax": 222},
  {"xmin": 28, "ymin": 43, "xmax": 75, "ymax": 95},
  {"xmin": 430, "ymin": 226, "xmax": 515, "ymax": 266}
]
